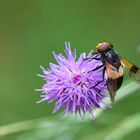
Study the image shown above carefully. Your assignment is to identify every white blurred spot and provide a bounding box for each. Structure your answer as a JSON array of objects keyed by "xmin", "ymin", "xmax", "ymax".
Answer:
[{"xmin": 137, "ymin": 45, "xmax": 140, "ymax": 53}]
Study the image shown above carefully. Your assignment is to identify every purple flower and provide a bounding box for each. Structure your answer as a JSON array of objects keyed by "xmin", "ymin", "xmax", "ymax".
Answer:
[{"xmin": 36, "ymin": 42, "xmax": 109, "ymax": 120}]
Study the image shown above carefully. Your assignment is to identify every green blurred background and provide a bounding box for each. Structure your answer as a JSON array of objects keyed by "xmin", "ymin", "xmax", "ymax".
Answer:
[{"xmin": 0, "ymin": 0, "xmax": 140, "ymax": 140}]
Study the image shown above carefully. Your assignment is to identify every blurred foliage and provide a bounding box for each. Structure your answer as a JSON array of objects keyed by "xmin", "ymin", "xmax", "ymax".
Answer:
[{"xmin": 0, "ymin": 0, "xmax": 140, "ymax": 140}]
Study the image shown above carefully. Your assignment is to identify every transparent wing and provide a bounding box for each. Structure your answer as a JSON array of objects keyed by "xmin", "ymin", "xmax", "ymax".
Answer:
[{"xmin": 120, "ymin": 56, "xmax": 140, "ymax": 83}]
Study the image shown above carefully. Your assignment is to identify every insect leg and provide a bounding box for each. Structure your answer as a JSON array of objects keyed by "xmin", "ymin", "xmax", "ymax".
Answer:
[
  {"xmin": 102, "ymin": 66, "xmax": 106, "ymax": 80},
  {"xmin": 90, "ymin": 66, "xmax": 106, "ymax": 89},
  {"xmin": 83, "ymin": 53, "xmax": 100, "ymax": 61},
  {"xmin": 88, "ymin": 64, "xmax": 104, "ymax": 73}
]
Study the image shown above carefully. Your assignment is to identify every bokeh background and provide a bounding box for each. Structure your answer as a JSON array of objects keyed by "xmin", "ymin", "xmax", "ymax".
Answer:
[{"xmin": 0, "ymin": 0, "xmax": 140, "ymax": 140}]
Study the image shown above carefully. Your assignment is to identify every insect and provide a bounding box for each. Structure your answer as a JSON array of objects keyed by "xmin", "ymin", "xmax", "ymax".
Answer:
[{"xmin": 85, "ymin": 41, "xmax": 140, "ymax": 103}]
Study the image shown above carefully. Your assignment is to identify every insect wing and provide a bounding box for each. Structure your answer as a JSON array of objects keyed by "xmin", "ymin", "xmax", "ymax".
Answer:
[{"xmin": 120, "ymin": 56, "xmax": 140, "ymax": 83}]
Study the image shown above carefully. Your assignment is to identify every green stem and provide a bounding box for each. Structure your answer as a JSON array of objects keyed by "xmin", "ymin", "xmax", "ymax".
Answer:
[
  {"xmin": 104, "ymin": 113, "xmax": 140, "ymax": 140},
  {"xmin": 94, "ymin": 81, "xmax": 140, "ymax": 118},
  {"xmin": 0, "ymin": 82, "xmax": 139, "ymax": 137}
]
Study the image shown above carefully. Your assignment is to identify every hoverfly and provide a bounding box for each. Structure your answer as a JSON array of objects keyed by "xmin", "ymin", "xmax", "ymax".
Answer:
[{"xmin": 85, "ymin": 41, "xmax": 140, "ymax": 103}]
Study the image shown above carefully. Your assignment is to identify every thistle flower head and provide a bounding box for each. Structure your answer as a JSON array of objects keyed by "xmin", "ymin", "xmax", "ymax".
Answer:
[{"xmin": 36, "ymin": 42, "xmax": 109, "ymax": 120}]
